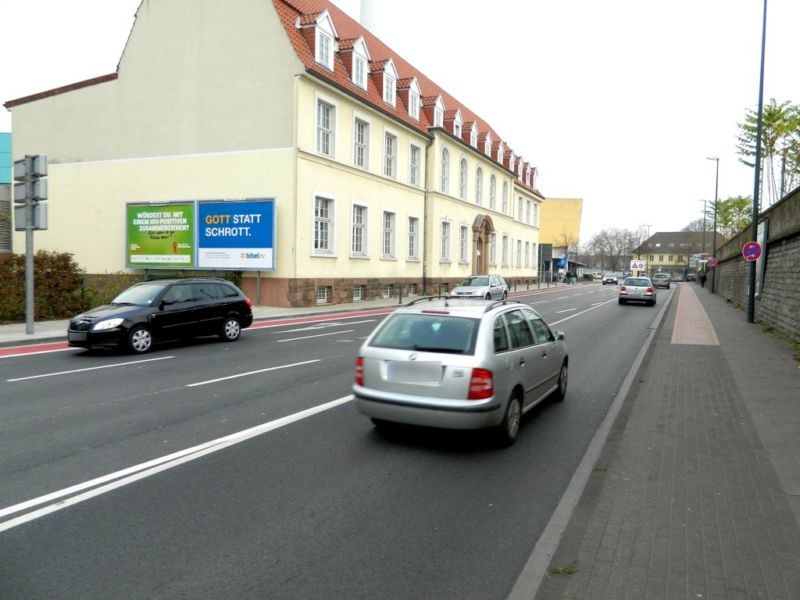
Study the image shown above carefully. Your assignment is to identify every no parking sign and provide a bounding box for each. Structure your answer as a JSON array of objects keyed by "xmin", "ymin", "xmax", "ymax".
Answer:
[{"xmin": 742, "ymin": 241, "xmax": 762, "ymax": 262}]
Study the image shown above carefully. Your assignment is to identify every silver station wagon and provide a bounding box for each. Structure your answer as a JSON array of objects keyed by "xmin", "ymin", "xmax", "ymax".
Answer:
[{"xmin": 353, "ymin": 298, "xmax": 568, "ymax": 446}]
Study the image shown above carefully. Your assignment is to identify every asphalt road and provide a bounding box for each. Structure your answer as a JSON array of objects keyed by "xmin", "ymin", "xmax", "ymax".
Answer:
[{"xmin": 0, "ymin": 284, "xmax": 670, "ymax": 599}]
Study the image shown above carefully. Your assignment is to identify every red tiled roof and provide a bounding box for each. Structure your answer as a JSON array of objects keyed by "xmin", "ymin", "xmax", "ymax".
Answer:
[{"xmin": 275, "ymin": 0, "xmax": 539, "ymax": 191}]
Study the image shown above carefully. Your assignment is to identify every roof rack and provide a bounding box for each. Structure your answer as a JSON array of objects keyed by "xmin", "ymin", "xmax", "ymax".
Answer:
[
  {"xmin": 483, "ymin": 298, "xmax": 520, "ymax": 312},
  {"xmin": 404, "ymin": 295, "xmax": 451, "ymax": 307}
]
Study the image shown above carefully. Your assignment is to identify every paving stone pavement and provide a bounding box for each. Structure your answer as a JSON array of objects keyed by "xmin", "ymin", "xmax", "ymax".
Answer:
[{"xmin": 535, "ymin": 284, "xmax": 800, "ymax": 600}]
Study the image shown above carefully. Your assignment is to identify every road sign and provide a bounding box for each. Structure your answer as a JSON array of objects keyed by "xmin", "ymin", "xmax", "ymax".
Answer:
[
  {"xmin": 742, "ymin": 241, "xmax": 762, "ymax": 262},
  {"xmin": 708, "ymin": 257, "xmax": 718, "ymax": 268}
]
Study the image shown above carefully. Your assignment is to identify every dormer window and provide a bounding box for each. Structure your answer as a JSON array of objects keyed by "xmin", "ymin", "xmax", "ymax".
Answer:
[
  {"xmin": 497, "ymin": 142, "xmax": 505, "ymax": 164},
  {"xmin": 352, "ymin": 38, "xmax": 370, "ymax": 89},
  {"xmin": 453, "ymin": 111, "xmax": 463, "ymax": 137},
  {"xmin": 434, "ymin": 96, "xmax": 444, "ymax": 127},
  {"xmin": 469, "ymin": 125, "xmax": 477, "ymax": 148},
  {"xmin": 484, "ymin": 133, "xmax": 492, "ymax": 156},
  {"xmin": 407, "ymin": 78, "xmax": 421, "ymax": 120},
  {"xmin": 381, "ymin": 60, "xmax": 398, "ymax": 107},
  {"xmin": 312, "ymin": 12, "xmax": 337, "ymax": 71}
]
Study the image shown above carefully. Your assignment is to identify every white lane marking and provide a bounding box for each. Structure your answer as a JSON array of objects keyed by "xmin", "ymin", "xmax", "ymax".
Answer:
[
  {"xmin": 278, "ymin": 330, "xmax": 355, "ymax": 343},
  {"xmin": 550, "ymin": 298, "xmax": 617, "ymax": 326},
  {"xmin": 556, "ymin": 308, "xmax": 578, "ymax": 314},
  {"xmin": 277, "ymin": 320, "xmax": 375, "ymax": 333},
  {"xmin": 186, "ymin": 359, "xmax": 320, "ymax": 387},
  {"xmin": 531, "ymin": 300, "xmax": 549, "ymax": 304},
  {"xmin": 557, "ymin": 296, "xmax": 569, "ymax": 300},
  {"xmin": 0, "ymin": 395, "xmax": 354, "ymax": 533},
  {"xmin": 7, "ymin": 356, "xmax": 175, "ymax": 382}
]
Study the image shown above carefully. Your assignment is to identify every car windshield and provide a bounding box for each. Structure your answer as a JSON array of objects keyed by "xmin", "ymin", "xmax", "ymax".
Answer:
[
  {"xmin": 624, "ymin": 278, "xmax": 650, "ymax": 287},
  {"xmin": 111, "ymin": 283, "xmax": 169, "ymax": 306},
  {"xmin": 462, "ymin": 276, "xmax": 490, "ymax": 287},
  {"xmin": 370, "ymin": 314, "xmax": 479, "ymax": 354}
]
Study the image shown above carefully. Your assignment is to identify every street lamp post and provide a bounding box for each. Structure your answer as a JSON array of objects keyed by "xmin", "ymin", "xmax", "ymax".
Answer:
[{"xmin": 707, "ymin": 157, "xmax": 719, "ymax": 293}]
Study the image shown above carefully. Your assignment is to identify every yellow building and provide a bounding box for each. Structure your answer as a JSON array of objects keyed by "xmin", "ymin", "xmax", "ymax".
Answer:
[
  {"xmin": 538, "ymin": 197, "xmax": 583, "ymax": 273},
  {"xmin": 6, "ymin": 0, "xmax": 544, "ymax": 306}
]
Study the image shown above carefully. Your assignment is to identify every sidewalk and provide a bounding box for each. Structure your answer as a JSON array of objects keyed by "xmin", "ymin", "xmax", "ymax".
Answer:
[{"xmin": 534, "ymin": 284, "xmax": 800, "ymax": 599}]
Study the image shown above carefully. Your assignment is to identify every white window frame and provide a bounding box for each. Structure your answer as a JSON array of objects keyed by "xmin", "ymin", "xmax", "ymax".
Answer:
[
  {"xmin": 490, "ymin": 233, "xmax": 497, "ymax": 266},
  {"xmin": 316, "ymin": 98, "xmax": 335, "ymax": 157},
  {"xmin": 460, "ymin": 225, "xmax": 469, "ymax": 263},
  {"xmin": 409, "ymin": 144, "xmax": 421, "ymax": 186},
  {"xmin": 382, "ymin": 211, "xmax": 396, "ymax": 258},
  {"xmin": 502, "ymin": 181, "xmax": 509, "ymax": 213},
  {"xmin": 408, "ymin": 79, "xmax": 421, "ymax": 121},
  {"xmin": 526, "ymin": 200, "xmax": 531, "ymax": 224},
  {"xmin": 440, "ymin": 147, "xmax": 450, "ymax": 193},
  {"xmin": 516, "ymin": 240, "xmax": 522, "ymax": 267},
  {"xmin": 502, "ymin": 235, "xmax": 509, "ymax": 266},
  {"xmin": 353, "ymin": 117, "xmax": 369, "ymax": 169},
  {"xmin": 351, "ymin": 203, "xmax": 367, "ymax": 256},
  {"xmin": 382, "ymin": 61, "xmax": 398, "ymax": 107},
  {"xmin": 525, "ymin": 241, "xmax": 530, "ymax": 267},
  {"xmin": 313, "ymin": 196, "xmax": 334, "ymax": 255},
  {"xmin": 316, "ymin": 30, "xmax": 334, "ymax": 70},
  {"xmin": 475, "ymin": 167, "xmax": 483, "ymax": 205},
  {"xmin": 459, "ymin": 157, "xmax": 468, "ymax": 200},
  {"xmin": 441, "ymin": 220, "xmax": 451, "ymax": 261},
  {"xmin": 384, "ymin": 131, "xmax": 398, "ymax": 178},
  {"xmin": 434, "ymin": 96, "xmax": 444, "ymax": 128},
  {"xmin": 489, "ymin": 174, "xmax": 497, "ymax": 210},
  {"xmin": 354, "ymin": 54, "xmax": 367, "ymax": 89},
  {"xmin": 517, "ymin": 196, "xmax": 524, "ymax": 221},
  {"xmin": 470, "ymin": 125, "xmax": 478, "ymax": 148},
  {"xmin": 407, "ymin": 216, "xmax": 419, "ymax": 260}
]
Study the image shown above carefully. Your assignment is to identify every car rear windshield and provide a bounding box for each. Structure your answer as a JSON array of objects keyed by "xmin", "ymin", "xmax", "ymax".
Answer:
[
  {"xmin": 370, "ymin": 314, "xmax": 479, "ymax": 354},
  {"xmin": 624, "ymin": 278, "xmax": 650, "ymax": 287}
]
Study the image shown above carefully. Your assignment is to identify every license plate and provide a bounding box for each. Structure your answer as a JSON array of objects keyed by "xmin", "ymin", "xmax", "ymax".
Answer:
[
  {"xmin": 386, "ymin": 361, "xmax": 442, "ymax": 383},
  {"xmin": 68, "ymin": 332, "xmax": 87, "ymax": 342}
]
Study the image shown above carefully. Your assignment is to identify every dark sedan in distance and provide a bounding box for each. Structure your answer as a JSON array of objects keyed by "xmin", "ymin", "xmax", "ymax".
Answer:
[{"xmin": 67, "ymin": 278, "xmax": 253, "ymax": 353}]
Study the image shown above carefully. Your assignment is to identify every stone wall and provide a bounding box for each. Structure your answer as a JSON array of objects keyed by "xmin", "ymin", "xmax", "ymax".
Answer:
[{"xmin": 712, "ymin": 186, "xmax": 800, "ymax": 342}]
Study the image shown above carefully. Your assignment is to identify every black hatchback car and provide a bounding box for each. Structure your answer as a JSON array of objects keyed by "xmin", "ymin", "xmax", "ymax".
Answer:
[{"xmin": 68, "ymin": 278, "xmax": 253, "ymax": 353}]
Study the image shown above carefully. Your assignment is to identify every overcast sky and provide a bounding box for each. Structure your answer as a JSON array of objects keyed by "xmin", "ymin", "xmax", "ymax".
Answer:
[{"xmin": 2, "ymin": 0, "xmax": 798, "ymax": 243}]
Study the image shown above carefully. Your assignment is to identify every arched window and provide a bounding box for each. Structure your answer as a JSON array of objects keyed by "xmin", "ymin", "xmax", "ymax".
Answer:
[
  {"xmin": 459, "ymin": 158, "xmax": 468, "ymax": 200},
  {"xmin": 489, "ymin": 175, "xmax": 497, "ymax": 209},
  {"xmin": 440, "ymin": 148, "xmax": 450, "ymax": 193},
  {"xmin": 475, "ymin": 168, "xmax": 483, "ymax": 205},
  {"xmin": 502, "ymin": 181, "xmax": 509, "ymax": 213}
]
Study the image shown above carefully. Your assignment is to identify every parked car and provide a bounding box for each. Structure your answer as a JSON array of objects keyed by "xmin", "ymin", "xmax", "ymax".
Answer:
[
  {"xmin": 652, "ymin": 273, "xmax": 671, "ymax": 289},
  {"xmin": 449, "ymin": 274, "xmax": 509, "ymax": 300},
  {"xmin": 618, "ymin": 277, "xmax": 657, "ymax": 306},
  {"xmin": 353, "ymin": 297, "xmax": 568, "ymax": 446},
  {"xmin": 67, "ymin": 278, "xmax": 253, "ymax": 353},
  {"xmin": 671, "ymin": 273, "xmax": 685, "ymax": 282},
  {"xmin": 685, "ymin": 272, "xmax": 697, "ymax": 282},
  {"xmin": 602, "ymin": 273, "xmax": 619, "ymax": 285}
]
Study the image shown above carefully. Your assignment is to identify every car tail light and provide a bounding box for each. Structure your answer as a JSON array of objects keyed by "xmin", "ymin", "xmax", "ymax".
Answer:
[
  {"xmin": 245, "ymin": 297, "xmax": 253, "ymax": 308},
  {"xmin": 355, "ymin": 357, "xmax": 364, "ymax": 386},
  {"xmin": 468, "ymin": 368, "xmax": 493, "ymax": 400},
  {"xmin": 619, "ymin": 286, "xmax": 627, "ymax": 292},
  {"xmin": 646, "ymin": 287, "xmax": 654, "ymax": 294}
]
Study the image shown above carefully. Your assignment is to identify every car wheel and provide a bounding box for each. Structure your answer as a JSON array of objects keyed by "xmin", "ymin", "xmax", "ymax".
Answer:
[
  {"xmin": 552, "ymin": 362, "xmax": 568, "ymax": 402},
  {"xmin": 220, "ymin": 316, "xmax": 242, "ymax": 341},
  {"xmin": 485, "ymin": 293, "xmax": 492, "ymax": 300},
  {"xmin": 495, "ymin": 394, "xmax": 522, "ymax": 447},
  {"xmin": 128, "ymin": 325, "xmax": 153, "ymax": 354}
]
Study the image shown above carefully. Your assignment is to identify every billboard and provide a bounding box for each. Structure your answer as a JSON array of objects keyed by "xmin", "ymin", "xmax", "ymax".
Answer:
[
  {"xmin": 198, "ymin": 200, "xmax": 275, "ymax": 270},
  {"xmin": 126, "ymin": 199, "xmax": 275, "ymax": 271},
  {"xmin": 127, "ymin": 203, "xmax": 195, "ymax": 267}
]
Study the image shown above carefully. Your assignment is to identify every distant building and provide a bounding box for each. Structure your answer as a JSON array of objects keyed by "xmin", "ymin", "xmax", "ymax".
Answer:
[
  {"xmin": 538, "ymin": 197, "xmax": 583, "ymax": 274},
  {"xmin": 4, "ymin": 0, "xmax": 547, "ymax": 306},
  {"xmin": 632, "ymin": 231, "xmax": 726, "ymax": 276}
]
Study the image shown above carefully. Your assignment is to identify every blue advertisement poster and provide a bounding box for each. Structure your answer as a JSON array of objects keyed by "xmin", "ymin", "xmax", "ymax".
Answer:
[{"xmin": 197, "ymin": 199, "xmax": 275, "ymax": 270}]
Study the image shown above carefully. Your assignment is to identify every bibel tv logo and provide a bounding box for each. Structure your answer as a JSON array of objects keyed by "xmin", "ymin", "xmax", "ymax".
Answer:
[{"xmin": 240, "ymin": 251, "xmax": 267, "ymax": 260}]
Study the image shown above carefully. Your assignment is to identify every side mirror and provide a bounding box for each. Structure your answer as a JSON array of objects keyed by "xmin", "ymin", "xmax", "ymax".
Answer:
[{"xmin": 555, "ymin": 331, "xmax": 566, "ymax": 341}]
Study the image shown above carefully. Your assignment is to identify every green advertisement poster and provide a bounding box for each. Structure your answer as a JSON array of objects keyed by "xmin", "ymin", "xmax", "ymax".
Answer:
[{"xmin": 127, "ymin": 203, "xmax": 195, "ymax": 268}]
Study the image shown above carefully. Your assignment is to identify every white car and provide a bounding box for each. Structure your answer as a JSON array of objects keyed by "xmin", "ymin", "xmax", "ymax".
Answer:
[
  {"xmin": 449, "ymin": 275, "xmax": 509, "ymax": 300},
  {"xmin": 618, "ymin": 277, "xmax": 657, "ymax": 306}
]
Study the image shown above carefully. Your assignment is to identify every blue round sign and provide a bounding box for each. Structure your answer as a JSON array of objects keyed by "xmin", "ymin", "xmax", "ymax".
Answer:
[{"xmin": 742, "ymin": 241, "xmax": 762, "ymax": 262}]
